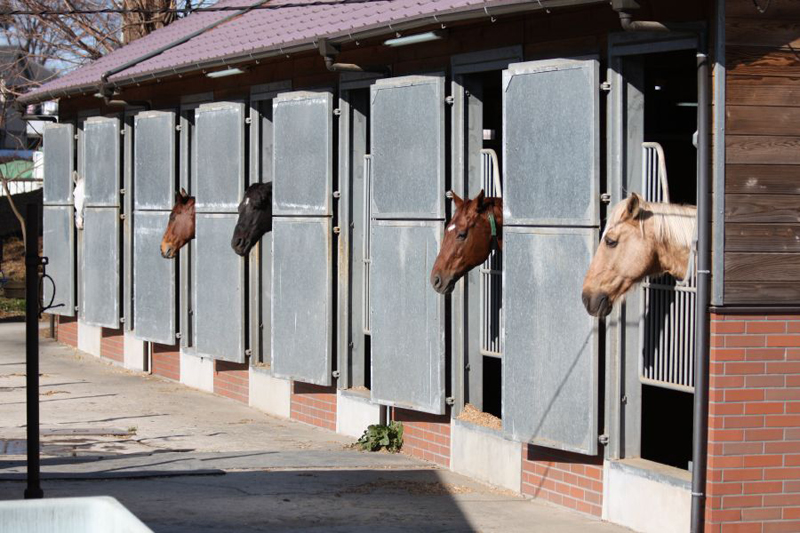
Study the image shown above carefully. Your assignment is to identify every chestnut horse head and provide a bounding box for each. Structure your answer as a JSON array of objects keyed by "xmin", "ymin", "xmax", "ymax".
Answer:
[
  {"xmin": 160, "ymin": 188, "xmax": 195, "ymax": 259},
  {"xmin": 430, "ymin": 190, "xmax": 503, "ymax": 295},
  {"xmin": 581, "ymin": 193, "xmax": 696, "ymax": 317},
  {"xmin": 231, "ymin": 182, "xmax": 272, "ymax": 257}
]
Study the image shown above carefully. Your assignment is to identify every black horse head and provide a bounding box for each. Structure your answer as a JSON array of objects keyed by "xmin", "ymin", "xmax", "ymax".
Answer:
[{"xmin": 231, "ymin": 182, "xmax": 272, "ymax": 256}]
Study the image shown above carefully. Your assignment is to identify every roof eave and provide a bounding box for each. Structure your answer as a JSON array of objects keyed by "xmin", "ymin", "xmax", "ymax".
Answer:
[{"xmin": 18, "ymin": 0, "xmax": 606, "ymax": 106}]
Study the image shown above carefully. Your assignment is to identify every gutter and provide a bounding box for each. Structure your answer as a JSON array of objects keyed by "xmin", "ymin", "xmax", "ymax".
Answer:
[
  {"xmin": 612, "ymin": 1, "xmax": 712, "ymax": 532},
  {"xmin": 19, "ymin": 0, "xmax": 606, "ymax": 105},
  {"xmin": 96, "ymin": 0, "xmax": 271, "ymax": 108}
]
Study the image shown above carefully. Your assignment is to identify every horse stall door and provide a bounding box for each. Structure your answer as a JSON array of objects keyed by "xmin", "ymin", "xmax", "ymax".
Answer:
[
  {"xmin": 81, "ymin": 117, "xmax": 122, "ymax": 329},
  {"xmin": 192, "ymin": 102, "xmax": 247, "ymax": 362},
  {"xmin": 42, "ymin": 123, "xmax": 76, "ymax": 317},
  {"xmin": 132, "ymin": 111, "xmax": 178, "ymax": 345},
  {"xmin": 271, "ymin": 91, "xmax": 334, "ymax": 385},
  {"xmin": 501, "ymin": 58, "xmax": 601, "ymax": 455},
  {"xmin": 369, "ymin": 75, "xmax": 447, "ymax": 415}
]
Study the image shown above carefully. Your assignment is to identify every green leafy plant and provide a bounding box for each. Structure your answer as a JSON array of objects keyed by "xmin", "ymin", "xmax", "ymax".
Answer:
[{"xmin": 357, "ymin": 421, "xmax": 404, "ymax": 452}]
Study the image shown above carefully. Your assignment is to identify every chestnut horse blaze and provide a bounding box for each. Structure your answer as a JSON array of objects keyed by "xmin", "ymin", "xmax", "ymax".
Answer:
[
  {"xmin": 160, "ymin": 188, "xmax": 195, "ymax": 259},
  {"xmin": 582, "ymin": 192, "xmax": 696, "ymax": 317},
  {"xmin": 430, "ymin": 190, "xmax": 503, "ymax": 295}
]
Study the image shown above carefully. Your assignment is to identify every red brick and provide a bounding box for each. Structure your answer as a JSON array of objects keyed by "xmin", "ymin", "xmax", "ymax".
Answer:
[
  {"xmin": 713, "ymin": 376, "xmax": 746, "ymax": 389},
  {"xmin": 725, "ymin": 416, "xmax": 764, "ymax": 429},
  {"xmin": 745, "ymin": 348, "xmax": 787, "ymax": 361},
  {"xmin": 746, "ymin": 403, "xmax": 786, "ymax": 415},
  {"xmin": 720, "ymin": 522, "xmax": 761, "ymax": 533},
  {"xmin": 764, "ymin": 521, "xmax": 800, "ymax": 533},
  {"xmin": 723, "ymin": 442, "xmax": 764, "ymax": 455},
  {"xmin": 747, "ymin": 321, "xmax": 787, "ymax": 334},
  {"xmin": 768, "ymin": 362, "xmax": 800, "ymax": 373},
  {"xmin": 746, "ymin": 428, "xmax": 785, "ymax": 442},
  {"xmin": 712, "ymin": 403, "xmax": 745, "ymax": 416},
  {"xmin": 742, "ymin": 481, "xmax": 783, "ymax": 494},
  {"xmin": 726, "ymin": 336, "xmax": 766, "ymax": 348},
  {"xmin": 724, "ymin": 495, "xmax": 763, "ymax": 508},
  {"xmin": 768, "ymin": 336, "xmax": 800, "ymax": 348},
  {"xmin": 711, "ymin": 429, "xmax": 745, "ymax": 442},
  {"xmin": 766, "ymin": 415, "xmax": 800, "ymax": 428},
  {"xmin": 743, "ymin": 455, "xmax": 783, "ymax": 468},
  {"xmin": 766, "ymin": 389, "xmax": 800, "ymax": 401},
  {"xmin": 727, "ymin": 389, "xmax": 766, "ymax": 402},
  {"xmin": 764, "ymin": 467, "xmax": 800, "ymax": 480},
  {"xmin": 713, "ymin": 321, "xmax": 746, "ymax": 334},
  {"xmin": 747, "ymin": 375, "xmax": 785, "ymax": 388},
  {"xmin": 765, "ymin": 441, "xmax": 800, "ymax": 454},
  {"xmin": 708, "ymin": 509, "xmax": 741, "ymax": 523},
  {"xmin": 723, "ymin": 469, "xmax": 764, "ymax": 482},
  {"xmin": 785, "ymin": 454, "xmax": 800, "ymax": 466},
  {"xmin": 765, "ymin": 494, "xmax": 800, "ymax": 506},
  {"xmin": 789, "ymin": 323, "xmax": 800, "ymax": 333},
  {"xmin": 785, "ymin": 508, "xmax": 800, "ymax": 519},
  {"xmin": 710, "ymin": 482, "xmax": 743, "ymax": 495},
  {"xmin": 741, "ymin": 507, "xmax": 782, "ymax": 521}
]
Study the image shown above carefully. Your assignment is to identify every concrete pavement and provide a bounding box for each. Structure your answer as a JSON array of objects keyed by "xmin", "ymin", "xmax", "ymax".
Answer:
[{"xmin": 0, "ymin": 323, "xmax": 631, "ymax": 532}]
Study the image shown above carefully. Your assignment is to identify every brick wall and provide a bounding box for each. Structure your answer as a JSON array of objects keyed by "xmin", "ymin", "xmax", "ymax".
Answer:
[
  {"xmin": 521, "ymin": 444, "xmax": 604, "ymax": 517},
  {"xmin": 214, "ymin": 360, "xmax": 249, "ymax": 404},
  {"xmin": 291, "ymin": 382, "xmax": 337, "ymax": 431},
  {"xmin": 56, "ymin": 315, "xmax": 78, "ymax": 347},
  {"xmin": 100, "ymin": 327, "xmax": 124, "ymax": 363},
  {"xmin": 151, "ymin": 343, "xmax": 180, "ymax": 381},
  {"xmin": 706, "ymin": 313, "xmax": 800, "ymax": 532},
  {"xmin": 393, "ymin": 408, "xmax": 451, "ymax": 468}
]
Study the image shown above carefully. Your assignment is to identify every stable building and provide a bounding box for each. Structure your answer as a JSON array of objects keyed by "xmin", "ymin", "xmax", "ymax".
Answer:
[{"xmin": 20, "ymin": 1, "xmax": 800, "ymax": 531}]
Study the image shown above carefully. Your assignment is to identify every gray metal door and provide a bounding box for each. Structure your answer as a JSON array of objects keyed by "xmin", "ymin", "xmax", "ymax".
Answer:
[
  {"xmin": 133, "ymin": 111, "xmax": 177, "ymax": 344},
  {"xmin": 271, "ymin": 90, "xmax": 334, "ymax": 385},
  {"xmin": 369, "ymin": 74, "xmax": 447, "ymax": 414},
  {"xmin": 192, "ymin": 102, "xmax": 246, "ymax": 362},
  {"xmin": 501, "ymin": 58, "xmax": 601, "ymax": 455},
  {"xmin": 81, "ymin": 117, "xmax": 121, "ymax": 328},
  {"xmin": 42, "ymin": 123, "xmax": 75, "ymax": 317}
]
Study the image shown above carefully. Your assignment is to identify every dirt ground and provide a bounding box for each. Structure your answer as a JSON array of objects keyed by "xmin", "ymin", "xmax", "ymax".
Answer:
[{"xmin": 0, "ymin": 236, "xmax": 42, "ymax": 320}]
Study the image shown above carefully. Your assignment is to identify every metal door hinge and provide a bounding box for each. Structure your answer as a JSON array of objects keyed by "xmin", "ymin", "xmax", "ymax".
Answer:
[
  {"xmin": 444, "ymin": 96, "xmax": 455, "ymax": 105},
  {"xmin": 175, "ymin": 332, "xmax": 182, "ymax": 339},
  {"xmin": 119, "ymin": 317, "xmax": 126, "ymax": 324},
  {"xmin": 600, "ymin": 193, "xmax": 611, "ymax": 204},
  {"xmin": 600, "ymin": 81, "xmax": 612, "ymax": 92},
  {"xmin": 245, "ymin": 349, "xmax": 252, "ymax": 356},
  {"xmin": 332, "ymin": 370, "xmax": 341, "ymax": 378},
  {"xmin": 120, "ymin": 129, "xmax": 125, "ymax": 136},
  {"xmin": 333, "ymin": 226, "xmax": 341, "ymax": 234},
  {"xmin": 445, "ymin": 396, "xmax": 455, "ymax": 406},
  {"xmin": 120, "ymin": 213, "xmax": 127, "ymax": 220},
  {"xmin": 74, "ymin": 134, "xmax": 79, "ymax": 140},
  {"xmin": 333, "ymin": 108, "xmax": 342, "ymax": 116},
  {"xmin": 332, "ymin": 191, "xmax": 341, "ymax": 199},
  {"xmin": 598, "ymin": 434, "xmax": 609, "ymax": 445},
  {"xmin": 120, "ymin": 188, "xmax": 126, "ymax": 195},
  {"xmin": 175, "ymin": 124, "xmax": 182, "ymax": 131}
]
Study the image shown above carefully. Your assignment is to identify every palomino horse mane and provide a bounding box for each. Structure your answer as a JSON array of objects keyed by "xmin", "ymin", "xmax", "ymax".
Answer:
[{"xmin": 604, "ymin": 198, "xmax": 696, "ymax": 251}]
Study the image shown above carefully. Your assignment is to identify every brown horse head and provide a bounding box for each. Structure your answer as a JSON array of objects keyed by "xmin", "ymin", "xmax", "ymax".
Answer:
[
  {"xmin": 161, "ymin": 188, "xmax": 195, "ymax": 259},
  {"xmin": 582, "ymin": 193, "xmax": 696, "ymax": 317},
  {"xmin": 430, "ymin": 190, "xmax": 503, "ymax": 295}
]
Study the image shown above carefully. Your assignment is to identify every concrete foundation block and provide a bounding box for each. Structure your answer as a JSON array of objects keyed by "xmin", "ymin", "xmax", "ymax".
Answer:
[
  {"xmin": 77, "ymin": 321, "xmax": 102, "ymax": 357},
  {"xmin": 336, "ymin": 391, "xmax": 384, "ymax": 439},
  {"xmin": 249, "ymin": 368, "xmax": 291, "ymax": 419},
  {"xmin": 123, "ymin": 332, "xmax": 146, "ymax": 372},
  {"xmin": 603, "ymin": 459, "xmax": 690, "ymax": 533},
  {"xmin": 451, "ymin": 419, "xmax": 520, "ymax": 493},
  {"xmin": 179, "ymin": 351, "xmax": 214, "ymax": 393}
]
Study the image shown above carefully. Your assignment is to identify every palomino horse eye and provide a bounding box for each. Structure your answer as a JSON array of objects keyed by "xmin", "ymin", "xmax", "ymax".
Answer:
[{"xmin": 604, "ymin": 237, "xmax": 618, "ymax": 248}]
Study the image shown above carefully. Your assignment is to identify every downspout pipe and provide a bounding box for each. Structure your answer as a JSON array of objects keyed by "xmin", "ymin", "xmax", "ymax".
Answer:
[
  {"xmin": 612, "ymin": 2, "xmax": 712, "ymax": 532},
  {"xmin": 97, "ymin": 0, "xmax": 271, "ymax": 107},
  {"xmin": 318, "ymin": 38, "xmax": 390, "ymax": 75}
]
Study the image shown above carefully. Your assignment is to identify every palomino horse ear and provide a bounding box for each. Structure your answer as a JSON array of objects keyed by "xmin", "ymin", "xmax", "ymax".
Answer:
[
  {"xmin": 450, "ymin": 191, "xmax": 464, "ymax": 209},
  {"xmin": 626, "ymin": 192, "xmax": 642, "ymax": 220}
]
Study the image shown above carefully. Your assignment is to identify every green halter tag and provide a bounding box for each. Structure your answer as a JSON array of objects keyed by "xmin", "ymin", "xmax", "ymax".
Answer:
[{"xmin": 488, "ymin": 211, "xmax": 497, "ymax": 238}]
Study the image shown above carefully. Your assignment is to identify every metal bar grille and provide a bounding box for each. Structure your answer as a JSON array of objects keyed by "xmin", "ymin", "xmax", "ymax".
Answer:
[
  {"xmin": 362, "ymin": 154, "xmax": 372, "ymax": 335},
  {"xmin": 480, "ymin": 149, "xmax": 502, "ymax": 358},
  {"xmin": 639, "ymin": 142, "xmax": 695, "ymax": 393}
]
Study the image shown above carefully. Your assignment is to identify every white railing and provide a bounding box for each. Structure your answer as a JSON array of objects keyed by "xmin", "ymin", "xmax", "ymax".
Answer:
[
  {"xmin": 480, "ymin": 149, "xmax": 502, "ymax": 358},
  {"xmin": 362, "ymin": 154, "xmax": 372, "ymax": 335},
  {"xmin": 0, "ymin": 179, "xmax": 42, "ymax": 197},
  {"xmin": 639, "ymin": 142, "xmax": 696, "ymax": 393}
]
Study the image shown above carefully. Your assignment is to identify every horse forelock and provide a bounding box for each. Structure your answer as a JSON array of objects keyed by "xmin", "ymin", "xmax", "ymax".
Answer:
[
  {"xmin": 244, "ymin": 182, "xmax": 272, "ymax": 208},
  {"xmin": 604, "ymin": 198, "xmax": 695, "ymax": 248}
]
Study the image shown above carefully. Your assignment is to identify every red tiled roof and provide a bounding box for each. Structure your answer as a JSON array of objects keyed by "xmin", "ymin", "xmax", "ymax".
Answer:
[{"xmin": 21, "ymin": 0, "xmax": 587, "ymax": 104}]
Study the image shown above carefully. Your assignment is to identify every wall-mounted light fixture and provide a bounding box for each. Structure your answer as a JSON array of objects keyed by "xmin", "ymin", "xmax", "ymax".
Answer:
[
  {"xmin": 206, "ymin": 67, "xmax": 246, "ymax": 79},
  {"xmin": 383, "ymin": 31, "xmax": 445, "ymax": 47}
]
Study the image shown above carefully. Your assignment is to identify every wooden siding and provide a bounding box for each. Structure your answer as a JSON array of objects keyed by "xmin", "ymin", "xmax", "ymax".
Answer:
[{"xmin": 724, "ymin": 2, "xmax": 800, "ymax": 305}]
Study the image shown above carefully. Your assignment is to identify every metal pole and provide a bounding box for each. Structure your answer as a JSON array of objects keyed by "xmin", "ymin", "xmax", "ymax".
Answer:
[
  {"xmin": 690, "ymin": 32, "xmax": 711, "ymax": 533},
  {"xmin": 24, "ymin": 202, "xmax": 43, "ymax": 499}
]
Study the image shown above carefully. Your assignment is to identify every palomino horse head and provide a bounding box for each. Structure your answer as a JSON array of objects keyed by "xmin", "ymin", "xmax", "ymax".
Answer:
[
  {"xmin": 231, "ymin": 182, "xmax": 272, "ymax": 257},
  {"xmin": 582, "ymin": 193, "xmax": 696, "ymax": 317},
  {"xmin": 430, "ymin": 190, "xmax": 503, "ymax": 295},
  {"xmin": 72, "ymin": 171, "xmax": 85, "ymax": 230},
  {"xmin": 160, "ymin": 188, "xmax": 195, "ymax": 259}
]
